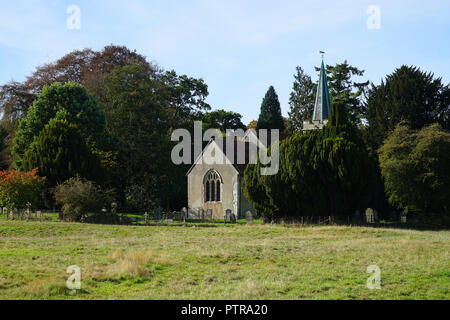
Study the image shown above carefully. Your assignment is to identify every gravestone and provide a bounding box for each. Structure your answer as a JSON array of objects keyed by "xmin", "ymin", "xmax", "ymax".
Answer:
[
  {"xmin": 199, "ymin": 208, "xmax": 205, "ymax": 220},
  {"xmin": 225, "ymin": 209, "xmax": 232, "ymax": 221},
  {"xmin": 353, "ymin": 210, "xmax": 361, "ymax": 223},
  {"xmin": 230, "ymin": 213, "xmax": 237, "ymax": 224},
  {"xmin": 374, "ymin": 209, "xmax": 379, "ymax": 222},
  {"xmin": 206, "ymin": 209, "xmax": 213, "ymax": 220},
  {"xmin": 400, "ymin": 212, "xmax": 407, "ymax": 223},
  {"xmin": 245, "ymin": 211, "xmax": 253, "ymax": 225},
  {"xmin": 180, "ymin": 208, "xmax": 187, "ymax": 223},
  {"xmin": 154, "ymin": 206, "xmax": 163, "ymax": 221},
  {"xmin": 144, "ymin": 212, "xmax": 149, "ymax": 225},
  {"xmin": 365, "ymin": 208, "xmax": 375, "ymax": 224}
]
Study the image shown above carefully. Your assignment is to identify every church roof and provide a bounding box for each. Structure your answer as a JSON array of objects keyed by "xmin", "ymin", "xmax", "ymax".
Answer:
[
  {"xmin": 186, "ymin": 138, "xmax": 260, "ymax": 176},
  {"xmin": 312, "ymin": 59, "xmax": 331, "ymax": 122}
]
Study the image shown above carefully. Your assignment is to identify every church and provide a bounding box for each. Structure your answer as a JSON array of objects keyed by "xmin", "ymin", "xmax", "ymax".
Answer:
[{"xmin": 186, "ymin": 56, "xmax": 331, "ymax": 219}]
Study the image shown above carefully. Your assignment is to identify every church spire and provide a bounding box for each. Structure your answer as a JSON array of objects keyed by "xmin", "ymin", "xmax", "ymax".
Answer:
[{"xmin": 312, "ymin": 53, "xmax": 331, "ymax": 122}]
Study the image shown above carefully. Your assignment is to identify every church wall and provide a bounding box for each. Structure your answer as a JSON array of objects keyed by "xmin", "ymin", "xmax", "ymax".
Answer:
[{"xmin": 188, "ymin": 163, "xmax": 239, "ymax": 219}]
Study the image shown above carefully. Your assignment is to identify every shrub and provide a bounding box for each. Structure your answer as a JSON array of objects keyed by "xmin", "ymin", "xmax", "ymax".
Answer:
[
  {"xmin": 379, "ymin": 123, "xmax": 450, "ymax": 225},
  {"xmin": 0, "ymin": 169, "xmax": 46, "ymax": 210},
  {"xmin": 53, "ymin": 177, "xmax": 113, "ymax": 222}
]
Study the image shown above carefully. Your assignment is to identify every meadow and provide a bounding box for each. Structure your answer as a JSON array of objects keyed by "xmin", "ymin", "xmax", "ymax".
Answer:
[{"xmin": 0, "ymin": 220, "xmax": 448, "ymax": 300}]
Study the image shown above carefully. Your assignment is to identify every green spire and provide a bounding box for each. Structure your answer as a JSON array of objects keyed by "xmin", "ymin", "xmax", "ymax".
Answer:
[{"xmin": 313, "ymin": 57, "xmax": 331, "ymax": 122}]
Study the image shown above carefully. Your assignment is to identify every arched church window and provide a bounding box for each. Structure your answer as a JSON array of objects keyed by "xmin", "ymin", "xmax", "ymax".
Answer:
[{"xmin": 204, "ymin": 170, "xmax": 222, "ymax": 202}]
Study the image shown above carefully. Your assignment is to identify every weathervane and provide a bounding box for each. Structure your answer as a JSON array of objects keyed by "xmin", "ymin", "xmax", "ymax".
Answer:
[{"xmin": 320, "ymin": 51, "xmax": 325, "ymax": 60}]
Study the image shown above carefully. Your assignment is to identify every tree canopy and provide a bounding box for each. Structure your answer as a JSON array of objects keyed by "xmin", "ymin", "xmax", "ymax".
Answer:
[
  {"xmin": 257, "ymin": 86, "xmax": 286, "ymax": 132},
  {"xmin": 365, "ymin": 65, "xmax": 450, "ymax": 152},
  {"xmin": 378, "ymin": 122, "xmax": 450, "ymax": 223}
]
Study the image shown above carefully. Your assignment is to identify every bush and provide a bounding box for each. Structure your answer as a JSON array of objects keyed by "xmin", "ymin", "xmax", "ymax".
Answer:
[
  {"xmin": 379, "ymin": 123, "xmax": 450, "ymax": 225},
  {"xmin": 0, "ymin": 169, "xmax": 46, "ymax": 210},
  {"xmin": 54, "ymin": 177, "xmax": 114, "ymax": 222}
]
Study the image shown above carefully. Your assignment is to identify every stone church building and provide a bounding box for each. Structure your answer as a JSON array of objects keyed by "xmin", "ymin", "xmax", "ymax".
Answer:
[{"xmin": 186, "ymin": 131, "xmax": 263, "ymax": 219}]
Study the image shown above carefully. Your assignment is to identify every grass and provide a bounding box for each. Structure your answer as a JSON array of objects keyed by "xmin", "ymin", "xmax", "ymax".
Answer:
[{"xmin": 0, "ymin": 220, "xmax": 448, "ymax": 300}]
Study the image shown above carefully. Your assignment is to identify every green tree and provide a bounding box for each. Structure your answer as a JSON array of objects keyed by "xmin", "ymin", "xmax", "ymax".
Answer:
[
  {"xmin": 288, "ymin": 66, "xmax": 315, "ymax": 131},
  {"xmin": 378, "ymin": 122, "xmax": 450, "ymax": 224},
  {"xmin": 257, "ymin": 86, "xmax": 285, "ymax": 132},
  {"xmin": 203, "ymin": 109, "xmax": 247, "ymax": 133},
  {"xmin": 21, "ymin": 120, "xmax": 102, "ymax": 189},
  {"xmin": 365, "ymin": 65, "xmax": 450, "ymax": 153},
  {"xmin": 12, "ymin": 82, "xmax": 106, "ymax": 167},
  {"xmin": 0, "ymin": 124, "xmax": 8, "ymax": 169},
  {"xmin": 103, "ymin": 64, "xmax": 172, "ymax": 208},
  {"xmin": 244, "ymin": 101, "xmax": 379, "ymax": 221},
  {"xmin": 320, "ymin": 61, "xmax": 368, "ymax": 125}
]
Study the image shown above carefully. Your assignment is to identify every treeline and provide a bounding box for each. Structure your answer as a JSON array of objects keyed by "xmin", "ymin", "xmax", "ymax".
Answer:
[
  {"xmin": 246, "ymin": 63, "xmax": 450, "ymax": 226},
  {"xmin": 0, "ymin": 45, "xmax": 246, "ymax": 211}
]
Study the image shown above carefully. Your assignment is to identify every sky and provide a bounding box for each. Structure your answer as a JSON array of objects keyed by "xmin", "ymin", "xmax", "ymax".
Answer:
[{"xmin": 1, "ymin": 0, "xmax": 449, "ymax": 124}]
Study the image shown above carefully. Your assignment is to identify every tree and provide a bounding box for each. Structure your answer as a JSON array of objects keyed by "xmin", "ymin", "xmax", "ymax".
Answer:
[
  {"xmin": 161, "ymin": 70, "xmax": 211, "ymax": 123},
  {"xmin": 257, "ymin": 86, "xmax": 285, "ymax": 132},
  {"xmin": 0, "ymin": 169, "xmax": 45, "ymax": 210},
  {"xmin": 0, "ymin": 46, "xmax": 154, "ymax": 125},
  {"xmin": 244, "ymin": 101, "xmax": 379, "ymax": 221},
  {"xmin": 288, "ymin": 66, "xmax": 315, "ymax": 131},
  {"xmin": 21, "ymin": 120, "xmax": 102, "ymax": 189},
  {"xmin": 321, "ymin": 61, "xmax": 368, "ymax": 125},
  {"xmin": 102, "ymin": 64, "xmax": 171, "ymax": 208},
  {"xmin": 12, "ymin": 82, "xmax": 106, "ymax": 167},
  {"xmin": 378, "ymin": 122, "xmax": 450, "ymax": 224},
  {"xmin": 203, "ymin": 109, "xmax": 247, "ymax": 132},
  {"xmin": 0, "ymin": 124, "xmax": 8, "ymax": 170},
  {"xmin": 365, "ymin": 65, "xmax": 450, "ymax": 153}
]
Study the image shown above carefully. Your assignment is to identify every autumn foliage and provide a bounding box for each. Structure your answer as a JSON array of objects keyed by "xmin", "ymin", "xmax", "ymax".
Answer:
[{"xmin": 0, "ymin": 169, "xmax": 45, "ymax": 209}]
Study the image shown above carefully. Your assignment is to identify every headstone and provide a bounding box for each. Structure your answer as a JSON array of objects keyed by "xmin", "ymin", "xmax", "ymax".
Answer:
[
  {"xmin": 111, "ymin": 202, "xmax": 118, "ymax": 215},
  {"xmin": 373, "ymin": 209, "xmax": 379, "ymax": 222},
  {"xmin": 144, "ymin": 212, "xmax": 149, "ymax": 225},
  {"xmin": 365, "ymin": 208, "xmax": 375, "ymax": 224},
  {"xmin": 187, "ymin": 208, "xmax": 196, "ymax": 219},
  {"xmin": 199, "ymin": 208, "xmax": 205, "ymax": 220},
  {"xmin": 206, "ymin": 209, "xmax": 213, "ymax": 220},
  {"xmin": 230, "ymin": 213, "xmax": 237, "ymax": 224},
  {"xmin": 180, "ymin": 208, "xmax": 187, "ymax": 222},
  {"xmin": 154, "ymin": 206, "xmax": 163, "ymax": 221},
  {"xmin": 400, "ymin": 212, "xmax": 407, "ymax": 223},
  {"xmin": 245, "ymin": 211, "xmax": 253, "ymax": 225},
  {"xmin": 225, "ymin": 209, "xmax": 232, "ymax": 221},
  {"xmin": 353, "ymin": 210, "xmax": 361, "ymax": 222}
]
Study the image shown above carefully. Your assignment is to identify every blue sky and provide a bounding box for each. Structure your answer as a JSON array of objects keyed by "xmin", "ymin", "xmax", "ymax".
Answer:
[{"xmin": 1, "ymin": 0, "xmax": 449, "ymax": 124}]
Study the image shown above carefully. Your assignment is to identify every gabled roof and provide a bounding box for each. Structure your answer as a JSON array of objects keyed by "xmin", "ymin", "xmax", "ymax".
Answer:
[
  {"xmin": 186, "ymin": 138, "xmax": 259, "ymax": 176},
  {"xmin": 313, "ymin": 59, "xmax": 331, "ymax": 122}
]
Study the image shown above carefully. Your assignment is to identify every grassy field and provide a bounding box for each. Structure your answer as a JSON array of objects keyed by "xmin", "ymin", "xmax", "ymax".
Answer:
[{"xmin": 0, "ymin": 220, "xmax": 448, "ymax": 300}]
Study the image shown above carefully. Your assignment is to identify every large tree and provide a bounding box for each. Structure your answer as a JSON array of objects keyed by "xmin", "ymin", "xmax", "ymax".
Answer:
[
  {"xmin": 203, "ymin": 109, "xmax": 246, "ymax": 133},
  {"xmin": 21, "ymin": 119, "xmax": 102, "ymax": 189},
  {"xmin": 321, "ymin": 61, "xmax": 368, "ymax": 125},
  {"xmin": 244, "ymin": 100, "xmax": 380, "ymax": 221},
  {"xmin": 257, "ymin": 86, "xmax": 285, "ymax": 132},
  {"xmin": 378, "ymin": 122, "xmax": 450, "ymax": 224},
  {"xmin": 288, "ymin": 66, "xmax": 315, "ymax": 131},
  {"xmin": 102, "ymin": 64, "xmax": 175, "ymax": 209},
  {"xmin": 365, "ymin": 65, "xmax": 450, "ymax": 153},
  {"xmin": 0, "ymin": 45, "xmax": 154, "ymax": 126},
  {"xmin": 12, "ymin": 82, "xmax": 106, "ymax": 168}
]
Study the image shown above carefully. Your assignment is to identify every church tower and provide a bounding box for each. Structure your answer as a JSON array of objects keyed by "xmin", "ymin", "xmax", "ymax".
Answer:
[{"xmin": 303, "ymin": 52, "xmax": 331, "ymax": 130}]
